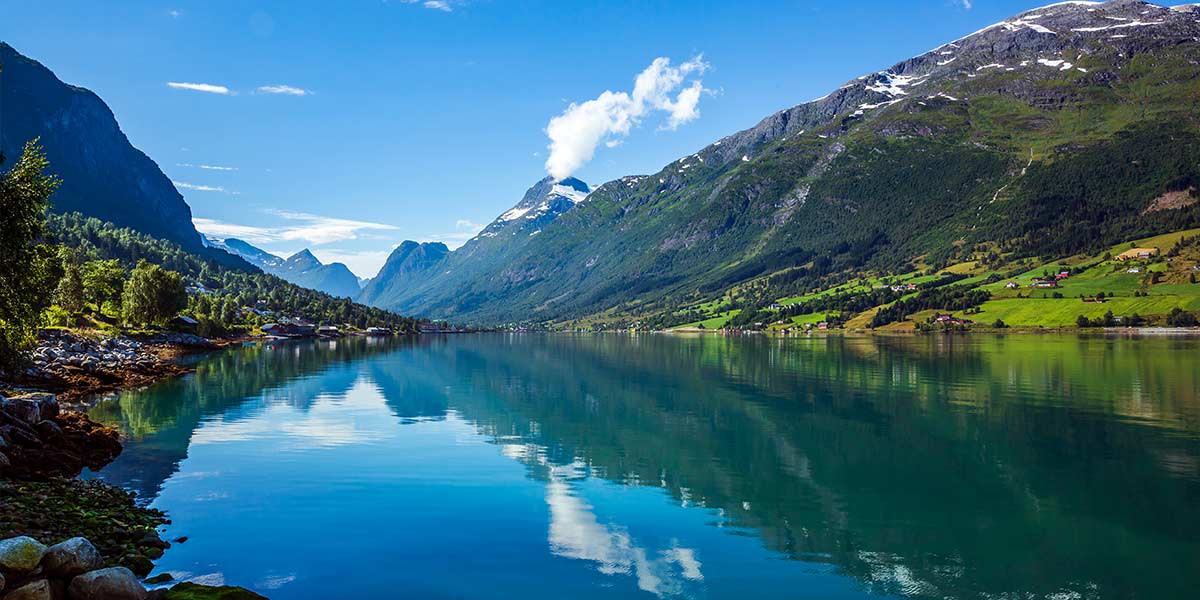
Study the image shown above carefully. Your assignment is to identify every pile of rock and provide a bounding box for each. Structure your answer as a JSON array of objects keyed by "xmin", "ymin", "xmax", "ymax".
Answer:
[
  {"xmin": 0, "ymin": 536, "xmax": 267, "ymax": 600},
  {"xmin": 26, "ymin": 332, "xmax": 157, "ymax": 380},
  {"xmin": 0, "ymin": 394, "xmax": 121, "ymax": 479},
  {"xmin": 0, "ymin": 535, "xmax": 149, "ymax": 600}
]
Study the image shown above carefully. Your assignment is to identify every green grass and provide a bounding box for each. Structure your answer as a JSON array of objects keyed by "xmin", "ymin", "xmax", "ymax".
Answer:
[
  {"xmin": 672, "ymin": 309, "xmax": 741, "ymax": 330},
  {"xmin": 962, "ymin": 295, "xmax": 1200, "ymax": 327}
]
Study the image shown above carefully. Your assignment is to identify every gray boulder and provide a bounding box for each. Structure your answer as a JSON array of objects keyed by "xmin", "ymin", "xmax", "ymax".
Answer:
[
  {"xmin": 0, "ymin": 394, "xmax": 58, "ymax": 424},
  {"xmin": 0, "ymin": 537, "xmax": 49, "ymax": 573},
  {"xmin": 2, "ymin": 579, "xmax": 52, "ymax": 600},
  {"xmin": 66, "ymin": 567, "xmax": 147, "ymax": 600},
  {"xmin": 42, "ymin": 537, "xmax": 103, "ymax": 578}
]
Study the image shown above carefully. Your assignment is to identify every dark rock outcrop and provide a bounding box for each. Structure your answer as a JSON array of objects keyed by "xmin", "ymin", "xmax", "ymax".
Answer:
[{"xmin": 0, "ymin": 393, "xmax": 122, "ymax": 479}]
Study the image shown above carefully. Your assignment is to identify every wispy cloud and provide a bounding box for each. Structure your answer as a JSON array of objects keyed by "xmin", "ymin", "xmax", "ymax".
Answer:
[
  {"xmin": 308, "ymin": 249, "xmax": 395, "ymax": 278},
  {"xmin": 400, "ymin": 0, "xmax": 457, "ymax": 12},
  {"xmin": 177, "ymin": 163, "xmax": 238, "ymax": 172},
  {"xmin": 544, "ymin": 56, "xmax": 709, "ymax": 179},
  {"xmin": 168, "ymin": 9, "xmax": 183, "ymax": 18},
  {"xmin": 167, "ymin": 81, "xmax": 230, "ymax": 95},
  {"xmin": 173, "ymin": 181, "xmax": 227, "ymax": 193},
  {"xmin": 422, "ymin": 219, "xmax": 485, "ymax": 249},
  {"xmin": 957, "ymin": 0, "xmax": 973, "ymax": 9},
  {"xmin": 193, "ymin": 211, "xmax": 398, "ymax": 247},
  {"xmin": 256, "ymin": 85, "xmax": 312, "ymax": 96}
]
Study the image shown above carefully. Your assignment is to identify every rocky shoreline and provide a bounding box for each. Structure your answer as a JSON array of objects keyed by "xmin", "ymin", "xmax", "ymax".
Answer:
[
  {"xmin": 1, "ymin": 332, "xmax": 269, "ymax": 599},
  {"xmin": 0, "ymin": 394, "xmax": 120, "ymax": 479},
  {"xmin": 2, "ymin": 330, "xmax": 220, "ymax": 403},
  {"xmin": 0, "ymin": 533, "xmax": 266, "ymax": 600}
]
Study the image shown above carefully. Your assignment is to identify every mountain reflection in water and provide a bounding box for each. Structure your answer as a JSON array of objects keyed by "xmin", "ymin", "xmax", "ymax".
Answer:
[{"xmin": 89, "ymin": 334, "xmax": 1200, "ymax": 599}]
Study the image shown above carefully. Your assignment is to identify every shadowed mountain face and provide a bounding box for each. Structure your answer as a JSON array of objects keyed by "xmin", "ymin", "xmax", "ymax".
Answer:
[
  {"xmin": 362, "ymin": 1, "xmax": 1200, "ymax": 324},
  {"xmin": 357, "ymin": 240, "xmax": 450, "ymax": 307},
  {"xmin": 206, "ymin": 236, "xmax": 362, "ymax": 298},
  {"xmin": 0, "ymin": 42, "xmax": 208, "ymax": 254}
]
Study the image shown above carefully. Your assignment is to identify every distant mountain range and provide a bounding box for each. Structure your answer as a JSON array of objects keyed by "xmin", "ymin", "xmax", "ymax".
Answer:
[
  {"xmin": 204, "ymin": 236, "xmax": 362, "ymax": 299},
  {"xmin": 7, "ymin": 1, "xmax": 1200, "ymax": 324},
  {"xmin": 0, "ymin": 42, "xmax": 242, "ymax": 267},
  {"xmin": 359, "ymin": 176, "xmax": 590, "ymax": 316},
  {"xmin": 358, "ymin": 0, "xmax": 1200, "ymax": 324}
]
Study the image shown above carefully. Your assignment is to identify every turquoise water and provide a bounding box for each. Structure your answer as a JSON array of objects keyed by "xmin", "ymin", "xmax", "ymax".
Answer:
[{"xmin": 89, "ymin": 334, "xmax": 1200, "ymax": 599}]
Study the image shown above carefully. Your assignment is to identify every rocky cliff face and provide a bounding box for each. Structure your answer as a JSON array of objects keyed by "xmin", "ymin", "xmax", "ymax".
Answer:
[{"xmin": 0, "ymin": 42, "xmax": 208, "ymax": 254}]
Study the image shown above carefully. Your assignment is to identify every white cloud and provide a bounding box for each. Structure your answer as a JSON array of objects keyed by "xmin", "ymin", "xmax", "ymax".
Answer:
[
  {"xmin": 544, "ymin": 56, "xmax": 709, "ymax": 179},
  {"xmin": 167, "ymin": 81, "xmax": 230, "ymax": 95},
  {"xmin": 172, "ymin": 181, "xmax": 227, "ymax": 193},
  {"xmin": 168, "ymin": 9, "xmax": 183, "ymax": 18},
  {"xmin": 177, "ymin": 163, "xmax": 238, "ymax": 171},
  {"xmin": 194, "ymin": 211, "xmax": 398, "ymax": 248},
  {"xmin": 256, "ymin": 85, "xmax": 312, "ymax": 96},
  {"xmin": 958, "ymin": 0, "xmax": 973, "ymax": 9},
  {"xmin": 192, "ymin": 218, "xmax": 272, "ymax": 241}
]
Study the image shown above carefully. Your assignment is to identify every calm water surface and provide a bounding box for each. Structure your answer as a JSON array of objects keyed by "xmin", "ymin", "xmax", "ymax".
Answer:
[{"xmin": 87, "ymin": 334, "xmax": 1200, "ymax": 599}]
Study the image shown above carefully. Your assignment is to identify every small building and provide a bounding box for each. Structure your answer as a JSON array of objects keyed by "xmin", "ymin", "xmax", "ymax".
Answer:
[
  {"xmin": 1116, "ymin": 247, "xmax": 1159, "ymax": 261},
  {"xmin": 934, "ymin": 314, "xmax": 972, "ymax": 327},
  {"xmin": 366, "ymin": 326, "xmax": 393, "ymax": 336},
  {"xmin": 1031, "ymin": 280, "xmax": 1059, "ymax": 288},
  {"xmin": 1005, "ymin": 281, "xmax": 1021, "ymax": 289},
  {"xmin": 817, "ymin": 322, "xmax": 829, "ymax": 330},
  {"xmin": 1127, "ymin": 267, "xmax": 1141, "ymax": 274},
  {"xmin": 262, "ymin": 322, "xmax": 316, "ymax": 337},
  {"xmin": 317, "ymin": 325, "xmax": 340, "ymax": 336}
]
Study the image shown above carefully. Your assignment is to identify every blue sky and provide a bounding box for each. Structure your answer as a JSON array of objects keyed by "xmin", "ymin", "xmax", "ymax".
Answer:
[{"xmin": 2, "ymin": 0, "xmax": 1075, "ymax": 277}]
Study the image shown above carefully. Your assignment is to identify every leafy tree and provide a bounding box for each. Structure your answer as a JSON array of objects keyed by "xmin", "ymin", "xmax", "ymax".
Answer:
[
  {"xmin": 82, "ymin": 259, "xmax": 126, "ymax": 310},
  {"xmin": 1076, "ymin": 315, "xmax": 1092, "ymax": 328},
  {"xmin": 0, "ymin": 140, "xmax": 60, "ymax": 371},
  {"xmin": 1166, "ymin": 308, "xmax": 1198, "ymax": 327},
  {"xmin": 122, "ymin": 260, "xmax": 188, "ymax": 327},
  {"xmin": 53, "ymin": 246, "xmax": 85, "ymax": 314}
]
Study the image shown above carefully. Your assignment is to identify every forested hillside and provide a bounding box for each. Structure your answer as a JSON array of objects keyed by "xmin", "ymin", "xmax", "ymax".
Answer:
[{"xmin": 45, "ymin": 213, "xmax": 422, "ymax": 333}]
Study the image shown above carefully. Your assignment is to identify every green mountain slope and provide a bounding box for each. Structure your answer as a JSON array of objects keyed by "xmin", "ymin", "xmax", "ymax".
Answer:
[{"xmin": 366, "ymin": 0, "xmax": 1200, "ymax": 325}]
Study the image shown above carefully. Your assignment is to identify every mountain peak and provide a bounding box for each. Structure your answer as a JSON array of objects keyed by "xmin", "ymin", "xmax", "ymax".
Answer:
[{"xmin": 288, "ymin": 249, "xmax": 319, "ymax": 262}]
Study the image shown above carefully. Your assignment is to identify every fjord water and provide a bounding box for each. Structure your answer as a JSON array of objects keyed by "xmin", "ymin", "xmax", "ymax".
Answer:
[{"xmin": 87, "ymin": 334, "xmax": 1200, "ymax": 599}]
